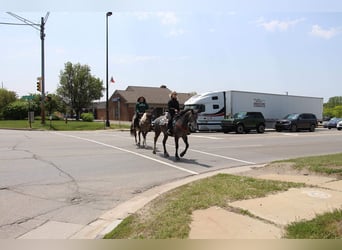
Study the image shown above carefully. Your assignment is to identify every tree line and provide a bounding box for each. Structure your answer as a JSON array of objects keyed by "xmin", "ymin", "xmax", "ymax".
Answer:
[
  {"xmin": 0, "ymin": 62, "xmax": 103, "ymax": 121},
  {"xmin": 0, "ymin": 61, "xmax": 341, "ymax": 120},
  {"xmin": 323, "ymin": 96, "xmax": 342, "ymax": 119}
]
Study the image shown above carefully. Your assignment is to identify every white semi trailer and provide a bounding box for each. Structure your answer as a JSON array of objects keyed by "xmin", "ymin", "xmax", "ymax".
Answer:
[{"xmin": 184, "ymin": 90, "xmax": 323, "ymax": 131}]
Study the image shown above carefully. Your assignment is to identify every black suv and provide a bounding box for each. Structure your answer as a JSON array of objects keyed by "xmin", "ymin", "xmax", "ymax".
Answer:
[
  {"xmin": 221, "ymin": 111, "xmax": 266, "ymax": 134},
  {"xmin": 275, "ymin": 113, "xmax": 317, "ymax": 132}
]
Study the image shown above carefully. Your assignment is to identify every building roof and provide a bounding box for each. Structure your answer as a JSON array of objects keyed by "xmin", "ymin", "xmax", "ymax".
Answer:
[{"xmin": 111, "ymin": 86, "xmax": 194, "ymax": 105}]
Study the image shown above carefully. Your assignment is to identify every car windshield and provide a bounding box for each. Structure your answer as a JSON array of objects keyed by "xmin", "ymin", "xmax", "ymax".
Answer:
[
  {"xmin": 283, "ymin": 113, "xmax": 299, "ymax": 120},
  {"xmin": 233, "ymin": 112, "xmax": 247, "ymax": 119}
]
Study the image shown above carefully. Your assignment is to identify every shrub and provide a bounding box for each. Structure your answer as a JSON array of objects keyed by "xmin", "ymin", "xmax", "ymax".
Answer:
[
  {"xmin": 81, "ymin": 112, "xmax": 94, "ymax": 122},
  {"xmin": 2, "ymin": 101, "xmax": 29, "ymax": 120}
]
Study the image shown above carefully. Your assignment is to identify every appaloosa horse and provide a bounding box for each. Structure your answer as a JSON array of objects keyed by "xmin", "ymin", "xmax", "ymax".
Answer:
[
  {"xmin": 152, "ymin": 109, "xmax": 198, "ymax": 160},
  {"xmin": 130, "ymin": 112, "xmax": 152, "ymax": 147}
]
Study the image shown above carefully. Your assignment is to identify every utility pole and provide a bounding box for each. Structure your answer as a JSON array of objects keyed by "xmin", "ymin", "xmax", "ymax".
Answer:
[{"xmin": 4, "ymin": 12, "xmax": 49, "ymax": 125}]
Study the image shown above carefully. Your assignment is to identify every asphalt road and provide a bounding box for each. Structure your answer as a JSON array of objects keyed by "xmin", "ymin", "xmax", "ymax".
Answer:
[{"xmin": 1, "ymin": 128, "xmax": 342, "ymax": 238}]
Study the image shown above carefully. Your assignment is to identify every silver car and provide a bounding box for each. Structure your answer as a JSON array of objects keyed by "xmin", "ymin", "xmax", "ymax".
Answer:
[{"xmin": 337, "ymin": 120, "xmax": 342, "ymax": 131}]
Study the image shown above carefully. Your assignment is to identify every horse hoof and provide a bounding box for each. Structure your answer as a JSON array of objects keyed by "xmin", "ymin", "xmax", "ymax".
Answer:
[
  {"xmin": 164, "ymin": 153, "xmax": 169, "ymax": 158},
  {"xmin": 180, "ymin": 152, "xmax": 185, "ymax": 157},
  {"xmin": 175, "ymin": 156, "xmax": 180, "ymax": 161},
  {"xmin": 153, "ymin": 151, "xmax": 156, "ymax": 154}
]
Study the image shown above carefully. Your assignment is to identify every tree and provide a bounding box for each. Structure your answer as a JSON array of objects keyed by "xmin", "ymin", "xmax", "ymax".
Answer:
[
  {"xmin": 323, "ymin": 96, "xmax": 342, "ymax": 119},
  {"xmin": 0, "ymin": 88, "xmax": 17, "ymax": 109},
  {"xmin": 324, "ymin": 96, "xmax": 342, "ymax": 108},
  {"xmin": 0, "ymin": 88, "xmax": 17, "ymax": 119},
  {"xmin": 57, "ymin": 62, "xmax": 104, "ymax": 119}
]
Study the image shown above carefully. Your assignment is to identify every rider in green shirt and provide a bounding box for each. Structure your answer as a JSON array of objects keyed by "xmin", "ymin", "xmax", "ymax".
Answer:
[{"xmin": 134, "ymin": 96, "xmax": 149, "ymax": 128}]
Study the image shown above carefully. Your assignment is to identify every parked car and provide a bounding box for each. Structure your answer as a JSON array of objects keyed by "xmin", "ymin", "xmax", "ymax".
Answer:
[
  {"xmin": 327, "ymin": 117, "xmax": 342, "ymax": 129},
  {"xmin": 337, "ymin": 120, "xmax": 342, "ymax": 131},
  {"xmin": 221, "ymin": 111, "xmax": 265, "ymax": 134},
  {"xmin": 322, "ymin": 120, "xmax": 329, "ymax": 128},
  {"xmin": 275, "ymin": 113, "xmax": 317, "ymax": 132}
]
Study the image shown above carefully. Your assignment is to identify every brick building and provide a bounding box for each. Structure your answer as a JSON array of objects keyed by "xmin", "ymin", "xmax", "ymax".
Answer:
[{"xmin": 93, "ymin": 85, "xmax": 194, "ymax": 122}]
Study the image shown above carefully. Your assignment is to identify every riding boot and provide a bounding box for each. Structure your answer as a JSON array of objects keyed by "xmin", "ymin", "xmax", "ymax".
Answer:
[
  {"xmin": 167, "ymin": 119, "xmax": 173, "ymax": 135},
  {"xmin": 134, "ymin": 116, "xmax": 139, "ymax": 128}
]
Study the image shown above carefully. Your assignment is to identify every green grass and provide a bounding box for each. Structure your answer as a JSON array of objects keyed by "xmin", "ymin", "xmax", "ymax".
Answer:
[
  {"xmin": 105, "ymin": 153, "xmax": 342, "ymax": 239},
  {"xmin": 0, "ymin": 120, "xmax": 130, "ymax": 131},
  {"xmin": 104, "ymin": 174, "xmax": 304, "ymax": 239},
  {"xmin": 274, "ymin": 153, "xmax": 342, "ymax": 177},
  {"xmin": 284, "ymin": 209, "xmax": 342, "ymax": 239}
]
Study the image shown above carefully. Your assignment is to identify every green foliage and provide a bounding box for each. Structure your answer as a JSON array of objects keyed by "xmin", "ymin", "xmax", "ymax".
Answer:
[
  {"xmin": 325, "ymin": 96, "xmax": 342, "ymax": 108},
  {"xmin": 0, "ymin": 88, "xmax": 17, "ymax": 109},
  {"xmin": 81, "ymin": 112, "xmax": 94, "ymax": 122},
  {"xmin": 2, "ymin": 100, "xmax": 29, "ymax": 120},
  {"xmin": 57, "ymin": 62, "xmax": 104, "ymax": 119},
  {"xmin": 0, "ymin": 88, "xmax": 17, "ymax": 119},
  {"xmin": 323, "ymin": 96, "xmax": 342, "ymax": 118}
]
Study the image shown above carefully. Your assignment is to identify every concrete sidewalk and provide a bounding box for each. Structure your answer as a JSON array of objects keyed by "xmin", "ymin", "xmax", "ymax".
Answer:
[
  {"xmin": 189, "ymin": 173, "xmax": 342, "ymax": 239},
  {"xmin": 19, "ymin": 165, "xmax": 342, "ymax": 239}
]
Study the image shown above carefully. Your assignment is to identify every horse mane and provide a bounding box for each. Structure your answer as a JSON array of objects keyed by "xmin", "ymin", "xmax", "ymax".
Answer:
[
  {"xmin": 140, "ymin": 112, "xmax": 148, "ymax": 122},
  {"xmin": 178, "ymin": 109, "xmax": 193, "ymax": 117},
  {"xmin": 140, "ymin": 112, "xmax": 152, "ymax": 122}
]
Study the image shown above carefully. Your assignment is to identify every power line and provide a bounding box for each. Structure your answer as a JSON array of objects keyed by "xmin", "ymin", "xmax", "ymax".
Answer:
[
  {"xmin": 6, "ymin": 12, "xmax": 40, "ymax": 31},
  {"xmin": 2, "ymin": 12, "xmax": 50, "ymax": 125},
  {"xmin": 0, "ymin": 22, "xmax": 38, "ymax": 26}
]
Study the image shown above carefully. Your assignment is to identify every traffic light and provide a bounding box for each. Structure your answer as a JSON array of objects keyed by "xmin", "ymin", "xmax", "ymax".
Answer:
[
  {"xmin": 36, "ymin": 77, "xmax": 42, "ymax": 92},
  {"xmin": 36, "ymin": 80, "xmax": 41, "ymax": 92}
]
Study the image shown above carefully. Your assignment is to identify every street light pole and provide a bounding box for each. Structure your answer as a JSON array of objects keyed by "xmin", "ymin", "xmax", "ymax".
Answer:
[
  {"xmin": 40, "ymin": 16, "xmax": 46, "ymax": 125},
  {"xmin": 106, "ymin": 12, "xmax": 112, "ymax": 127}
]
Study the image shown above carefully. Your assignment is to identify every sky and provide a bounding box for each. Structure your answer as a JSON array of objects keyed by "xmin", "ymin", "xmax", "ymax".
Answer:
[{"xmin": 1, "ymin": 0, "xmax": 342, "ymax": 102}]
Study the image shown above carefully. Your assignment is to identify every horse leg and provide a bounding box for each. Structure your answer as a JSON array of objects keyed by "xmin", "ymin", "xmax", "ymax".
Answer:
[
  {"xmin": 174, "ymin": 136, "xmax": 181, "ymax": 160},
  {"xmin": 137, "ymin": 131, "xmax": 141, "ymax": 147},
  {"xmin": 153, "ymin": 130, "xmax": 161, "ymax": 154},
  {"xmin": 179, "ymin": 135, "xmax": 189, "ymax": 158},
  {"xmin": 142, "ymin": 131, "xmax": 147, "ymax": 148},
  {"xmin": 134, "ymin": 129, "xmax": 138, "ymax": 145},
  {"xmin": 163, "ymin": 133, "xmax": 169, "ymax": 158}
]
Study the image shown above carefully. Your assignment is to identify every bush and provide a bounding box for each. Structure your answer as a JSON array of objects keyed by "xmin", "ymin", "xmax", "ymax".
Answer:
[
  {"xmin": 2, "ymin": 101, "xmax": 29, "ymax": 120},
  {"xmin": 81, "ymin": 112, "xmax": 94, "ymax": 122}
]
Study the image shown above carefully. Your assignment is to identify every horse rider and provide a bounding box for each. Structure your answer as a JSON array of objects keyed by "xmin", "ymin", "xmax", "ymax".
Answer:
[
  {"xmin": 134, "ymin": 96, "xmax": 149, "ymax": 128},
  {"xmin": 167, "ymin": 91, "xmax": 180, "ymax": 136}
]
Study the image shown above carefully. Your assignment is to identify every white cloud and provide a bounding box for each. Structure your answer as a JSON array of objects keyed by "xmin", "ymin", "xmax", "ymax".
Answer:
[
  {"xmin": 157, "ymin": 11, "xmax": 180, "ymax": 25},
  {"xmin": 167, "ymin": 28, "xmax": 186, "ymax": 37},
  {"xmin": 310, "ymin": 25, "xmax": 341, "ymax": 39},
  {"xmin": 256, "ymin": 17, "xmax": 305, "ymax": 32}
]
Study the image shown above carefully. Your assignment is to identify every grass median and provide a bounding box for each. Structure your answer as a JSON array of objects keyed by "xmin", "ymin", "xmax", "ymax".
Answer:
[
  {"xmin": 105, "ymin": 153, "xmax": 342, "ymax": 239},
  {"xmin": 0, "ymin": 120, "xmax": 130, "ymax": 131}
]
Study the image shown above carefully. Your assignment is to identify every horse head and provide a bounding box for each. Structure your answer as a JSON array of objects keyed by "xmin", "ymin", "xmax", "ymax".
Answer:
[
  {"xmin": 187, "ymin": 109, "xmax": 198, "ymax": 132},
  {"xmin": 176, "ymin": 109, "xmax": 198, "ymax": 133}
]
